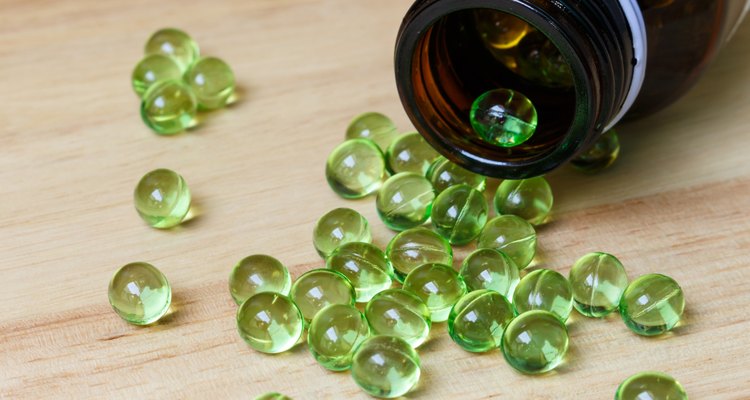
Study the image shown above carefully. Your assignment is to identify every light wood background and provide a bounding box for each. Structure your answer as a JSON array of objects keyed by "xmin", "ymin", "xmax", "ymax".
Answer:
[{"xmin": 2, "ymin": 0, "xmax": 750, "ymax": 398}]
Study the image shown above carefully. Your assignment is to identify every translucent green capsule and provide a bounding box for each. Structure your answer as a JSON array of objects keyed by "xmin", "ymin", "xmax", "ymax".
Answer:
[
  {"xmin": 385, "ymin": 132, "xmax": 440, "ymax": 175},
  {"xmin": 501, "ymin": 310, "xmax": 568, "ymax": 374},
  {"xmin": 403, "ymin": 263, "xmax": 467, "ymax": 322},
  {"xmin": 184, "ymin": 56, "xmax": 235, "ymax": 110},
  {"xmin": 571, "ymin": 130, "xmax": 620, "ymax": 174},
  {"xmin": 228, "ymin": 255, "xmax": 291, "ymax": 305},
  {"xmin": 108, "ymin": 262, "xmax": 171, "ymax": 325},
  {"xmin": 290, "ymin": 269, "xmax": 356, "ymax": 323},
  {"xmin": 144, "ymin": 28, "xmax": 199, "ymax": 70},
  {"xmin": 376, "ymin": 172, "xmax": 435, "ymax": 231},
  {"xmin": 365, "ymin": 289, "xmax": 431, "ymax": 348},
  {"xmin": 326, "ymin": 242, "xmax": 393, "ymax": 302},
  {"xmin": 131, "ymin": 54, "xmax": 182, "ymax": 97},
  {"xmin": 326, "ymin": 139, "xmax": 386, "ymax": 199},
  {"xmin": 254, "ymin": 393, "xmax": 292, "ymax": 400},
  {"xmin": 477, "ymin": 215, "xmax": 537, "ymax": 268},
  {"xmin": 460, "ymin": 248, "xmax": 519, "ymax": 297},
  {"xmin": 351, "ymin": 336, "xmax": 421, "ymax": 399},
  {"xmin": 236, "ymin": 292, "xmax": 303, "ymax": 353},
  {"xmin": 620, "ymin": 274, "xmax": 685, "ymax": 336},
  {"xmin": 427, "ymin": 156, "xmax": 487, "ymax": 194},
  {"xmin": 345, "ymin": 112, "xmax": 400, "ymax": 151},
  {"xmin": 448, "ymin": 290, "xmax": 515, "ymax": 352},
  {"xmin": 313, "ymin": 208, "xmax": 371, "ymax": 259},
  {"xmin": 308, "ymin": 304, "xmax": 369, "ymax": 371},
  {"xmin": 513, "ymin": 269, "xmax": 573, "ymax": 321},
  {"xmin": 494, "ymin": 176, "xmax": 553, "ymax": 225},
  {"xmin": 431, "ymin": 184, "xmax": 488, "ymax": 245},
  {"xmin": 470, "ymin": 89, "xmax": 538, "ymax": 147},
  {"xmin": 386, "ymin": 227, "xmax": 453, "ymax": 282},
  {"xmin": 569, "ymin": 252, "xmax": 628, "ymax": 317},
  {"xmin": 615, "ymin": 371, "xmax": 688, "ymax": 400},
  {"xmin": 140, "ymin": 80, "xmax": 198, "ymax": 135},
  {"xmin": 133, "ymin": 168, "xmax": 191, "ymax": 229}
]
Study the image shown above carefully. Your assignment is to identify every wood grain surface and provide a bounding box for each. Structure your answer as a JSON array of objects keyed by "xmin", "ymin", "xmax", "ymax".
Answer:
[{"xmin": 2, "ymin": 1, "xmax": 750, "ymax": 398}]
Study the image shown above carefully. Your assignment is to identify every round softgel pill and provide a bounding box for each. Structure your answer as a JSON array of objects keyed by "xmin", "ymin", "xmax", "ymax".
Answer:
[
  {"xmin": 501, "ymin": 310, "xmax": 569, "ymax": 374},
  {"xmin": 385, "ymin": 131, "xmax": 440, "ymax": 175},
  {"xmin": 228, "ymin": 254, "xmax": 292, "ymax": 305},
  {"xmin": 427, "ymin": 156, "xmax": 487, "ymax": 194},
  {"xmin": 477, "ymin": 215, "xmax": 537, "ymax": 268},
  {"xmin": 448, "ymin": 289, "xmax": 515, "ymax": 353},
  {"xmin": 351, "ymin": 336, "xmax": 421, "ymax": 399},
  {"xmin": 184, "ymin": 56, "xmax": 235, "ymax": 110},
  {"xmin": 144, "ymin": 28, "xmax": 199, "ymax": 70},
  {"xmin": 308, "ymin": 304, "xmax": 369, "ymax": 371},
  {"xmin": 140, "ymin": 80, "xmax": 198, "ymax": 135},
  {"xmin": 345, "ymin": 112, "xmax": 400, "ymax": 151},
  {"xmin": 493, "ymin": 176, "xmax": 553, "ymax": 225},
  {"xmin": 376, "ymin": 172, "xmax": 435, "ymax": 231},
  {"xmin": 326, "ymin": 139, "xmax": 386, "ymax": 199},
  {"xmin": 134, "ymin": 168, "xmax": 191, "ymax": 229},
  {"xmin": 403, "ymin": 263, "xmax": 467, "ymax": 323},
  {"xmin": 431, "ymin": 184, "xmax": 488, "ymax": 245},
  {"xmin": 131, "ymin": 54, "xmax": 183, "ymax": 97},
  {"xmin": 290, "ymin": 269, "xmax": 356, "ymax": 323},
  {"xmin": 386, "ymin": 227, "xmax": 453, "ymax": 282},
  {"xmin": 236, "ymin": 292, "xmax": 303, "ymax": 353},
  {"xmin": 365, "ymin": 288, "xmax": 431, "ymax": 348},
  {"xmin": 108, "ymin": 262, "xmax": 171, "ymax": 325},
  {"xmin": 459, "ymin": 248, "xmax": 519, "ymax": 297},
  {"xmin": 568, "ymin": 252, "xmax": 628, "ymax": 317},
  {"xmin": 470, "ymin": 88, "xmax": 538, "ymax": 147},
  {"xmin": 620, "ymin": 273, "xmax": 685, "ymax": 336},
  {"xmin": 312, "ymin": 207, "xmax": 371, "ymax": 259},
  {"xmin": 615, "ymin": 371, "xmax": 688, "ymax": 400},
  {"xmin": 513, "ymin": 269, "xmax": 573, "ymax": 322},
  {"xmin": 571, "ymin": 129, "xmax": 620, "ymax": 174},
  {"xmin": 326, "ymin": 242, "xmax": 393, "ymax": 303}
]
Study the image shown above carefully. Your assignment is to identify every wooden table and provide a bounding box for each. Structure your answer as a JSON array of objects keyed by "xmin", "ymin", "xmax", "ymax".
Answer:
[{"xmin": 2, "ymin": 1, "xmax": 749, "ymax": 398}]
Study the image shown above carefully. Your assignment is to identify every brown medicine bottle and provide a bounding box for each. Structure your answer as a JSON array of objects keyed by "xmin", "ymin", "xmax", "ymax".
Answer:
[{"xmin": 394, "ymin": 0, "xmax": 749, "ymax": 178}]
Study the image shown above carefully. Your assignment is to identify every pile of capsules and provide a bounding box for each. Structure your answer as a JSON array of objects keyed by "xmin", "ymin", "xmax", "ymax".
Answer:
[{"xmin": 132, "ymin": 28, "xmax": 236, "ymax": 135}]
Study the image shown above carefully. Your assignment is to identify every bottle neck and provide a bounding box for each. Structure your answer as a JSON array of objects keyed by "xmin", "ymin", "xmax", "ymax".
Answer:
[{"xmin": 395, "ymin": 0, "xmax": 643, "ymax": 178}]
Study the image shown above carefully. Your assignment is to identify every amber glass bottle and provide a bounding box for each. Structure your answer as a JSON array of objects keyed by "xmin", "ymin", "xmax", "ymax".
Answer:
[{"xmin": 395, "ymin": 0, "xmax": 748, "ymax": 178}]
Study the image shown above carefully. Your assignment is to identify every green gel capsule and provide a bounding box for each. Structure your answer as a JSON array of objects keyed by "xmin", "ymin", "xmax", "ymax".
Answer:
[
  {"xmin": 615, "ymin": 371, "xmax": 688, "ymax": 400},
  {"xmin": 308, "ymin": 304, "xmax": 369, "ymax": 371},
  {"xmin": 345, "ymin": 112, "xmax": 400, "ymax": 151},
  {"xmin": 571, "ymin": 130, "xmax": 620, "ymax": 173},
  {"xmin": 459, "ymin": 248, "xmax": 519, "ymax": 297},
  {"xmin": 312, "ymin": 208, "xmax": 372, "ymax": 259},
  {"xmin": 254, "ymin": 393, "xmax": 292, "ymax": 400},
  {"xmin": 385, "ymin": 132, "xmax": 440, "ymax": 175},
  {"xmin": 448, "ymin": 289, "xmax": 515, "ymax": 352},
  {"xmin": 477, "ymin": 215, "xmax": 537, "ymax": 268},
  {"xmin": 236, "ymin": 292, "xmax": 303, "ymax": 354},
  {"xmin": 228, "ymin": 254, "xmax": 291, "ymax": 305},
  {"xmin": 364, "ymin": 288, "xmax": 431, "ymax": 348},
  {"xmin": 133, "ymin": 168, "xmax": 191, "ymax": 229},
  {"xmin": 131, "ymin": 54, "xmax": 183, "ymax": 97},
  {"xmin": 140, "ymin": 80, "xmax": 198, "ymax": 135},
  {"xmin": 620, "ymin": 273, "xmax": 685, "ymax": 336},
  {"xmin": 376, "ymin": 172, "xmax": 435, "ymax": 231},
  {"xmin": 427, "ymin": 156, "xmax": 487, "ymax": 194},
  {"xmin": 403, "ymin": 263, "xmax": 467, "ymax": 322},
  {"xmin": 501, "ymin": 310, "xmax": 569, "ymax": 374},
  {"xmin": 290, "ymin": 269, "xmax": 356, "ymax": 323},
  {"xmin": 184, "ymin": 56, "xmax": 235, "ymax": 110},
  {"xmin": 351, "ymin": 336, "xmax": 421, "ymax": 399},
  {"xmin": 513, "ymin": 269, "xmax": 573, "ymax": 322},
  {"xmin": 326, "ymin": 242, "xmax": 393, "ymax": 303},
  {"xmin": 386, "ymin": 227, "xmax": 453, "ymax": 282},
  {"xmin": 326, "ymin": 139, "xmax": 386, "ymax": 199},
  {"xmin": 569, "ymin": 252, "xmax": 628, "ymax": 317},
  {"xmin": 108, "ymin": 262, "xmax": 171, "ymax": 325},
  {"xmin": 144, "ymin": 28, "xmax": 199, "ymax": 70},
  {"xmin": 431, "ymin": 184, "xmax": 488, "ymax": 245},
  {"xmin": 470, "ymin": 88, "xmax": 538, "ymax": 148},
  {"xmin": 493, "ymin": 176, "xmax": 554, "ymax": 226}
]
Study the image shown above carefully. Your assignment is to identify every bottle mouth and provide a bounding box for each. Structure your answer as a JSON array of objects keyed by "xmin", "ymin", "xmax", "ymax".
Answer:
[{"xmin": 395, "ymin": 0, "xmax": 628, "ymax": 178}]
